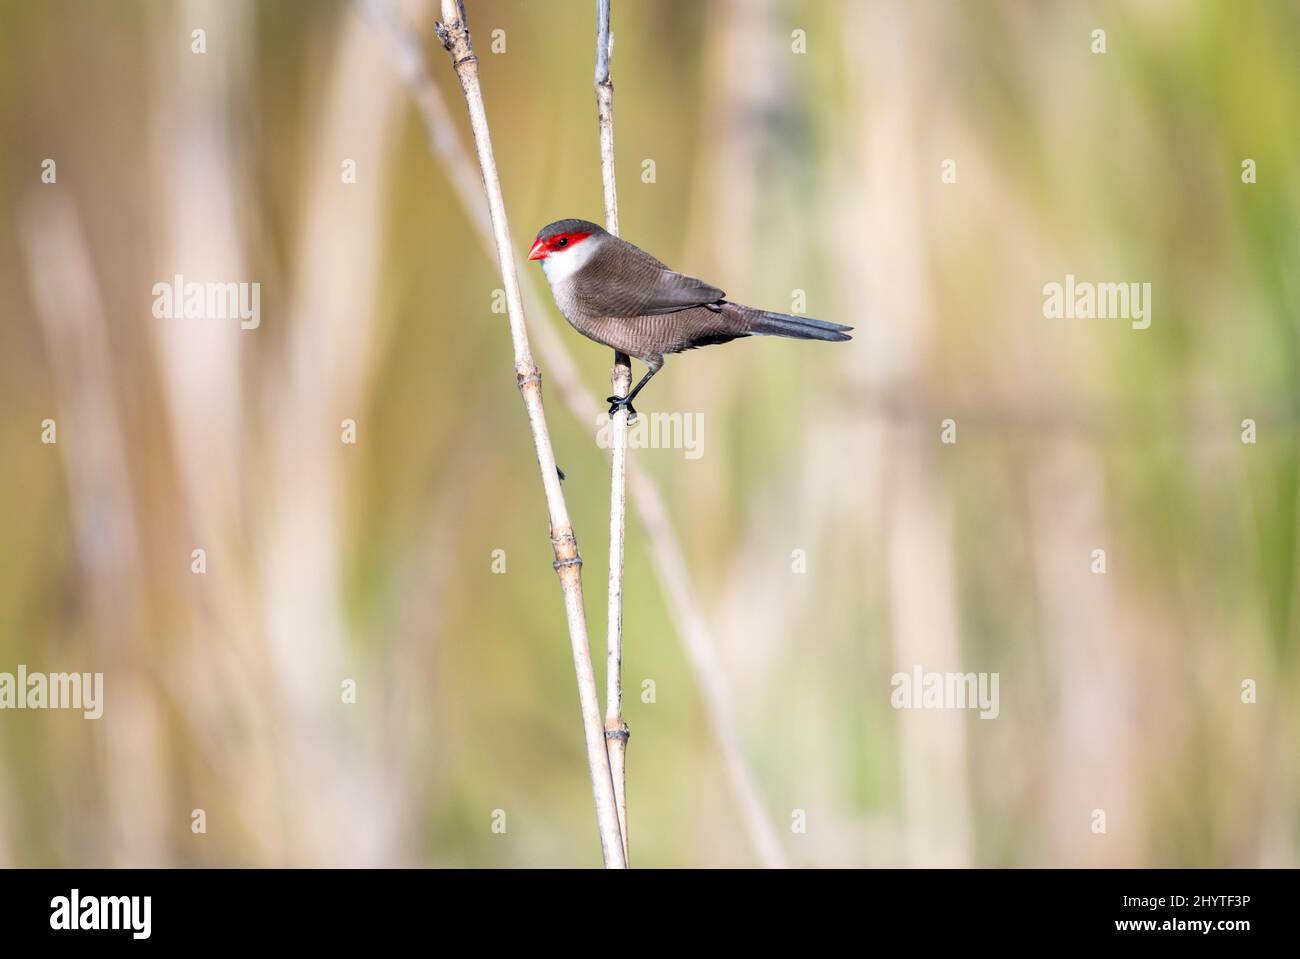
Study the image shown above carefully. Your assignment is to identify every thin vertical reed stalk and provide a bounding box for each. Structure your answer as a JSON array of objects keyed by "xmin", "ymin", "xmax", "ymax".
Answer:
[
  {"xmin": 434, "ymin": 0, "xmax": 626, "ymax": 868},
  {"xmin": 595, "ymin": 0, "xmax": 631, "ymax": 864}
]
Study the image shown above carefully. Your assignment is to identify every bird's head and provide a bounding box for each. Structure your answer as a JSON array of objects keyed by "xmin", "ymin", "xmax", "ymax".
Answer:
[{"xmin": 528, "ymin": 219, "xmax": 603, "ymax": 273}]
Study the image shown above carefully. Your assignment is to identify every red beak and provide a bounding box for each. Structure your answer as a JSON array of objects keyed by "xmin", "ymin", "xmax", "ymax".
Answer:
[{"xmin": 527, "ymin": 237, "xmax": 547, "ymax": 260}]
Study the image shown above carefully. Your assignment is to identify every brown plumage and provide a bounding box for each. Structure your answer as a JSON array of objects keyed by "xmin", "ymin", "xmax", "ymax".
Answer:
[{"xmin": 529, "ymin": 218, "xmax": 852, "ymax": 415}]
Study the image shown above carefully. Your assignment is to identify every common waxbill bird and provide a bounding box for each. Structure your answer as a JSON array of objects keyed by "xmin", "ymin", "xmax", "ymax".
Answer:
[{"xmin": 528, "ymin": 219, "xmax": 852, "ymax": 417}]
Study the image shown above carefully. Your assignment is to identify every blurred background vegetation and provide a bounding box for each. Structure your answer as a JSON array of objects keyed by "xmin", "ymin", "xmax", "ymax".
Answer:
[{"xmin": 0, "ymin": 0, "xmax": 1296, "ymax": 867}]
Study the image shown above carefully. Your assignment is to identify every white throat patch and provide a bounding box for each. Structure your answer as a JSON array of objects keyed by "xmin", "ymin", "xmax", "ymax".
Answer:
[{"xmin": 539, "ymin": 237, "xmax": 600, "ymax": 284}]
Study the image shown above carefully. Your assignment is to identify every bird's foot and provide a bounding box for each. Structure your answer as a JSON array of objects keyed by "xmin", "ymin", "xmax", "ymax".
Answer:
[{"xmin": 606, "ymin": 394, "xmax": 638, "ymax": 423}]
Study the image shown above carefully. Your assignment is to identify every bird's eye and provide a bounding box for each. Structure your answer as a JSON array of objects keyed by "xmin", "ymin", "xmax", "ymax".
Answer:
[{"xmin": 556, "ymin": 237, "xmax": 569, "ymax": 247}]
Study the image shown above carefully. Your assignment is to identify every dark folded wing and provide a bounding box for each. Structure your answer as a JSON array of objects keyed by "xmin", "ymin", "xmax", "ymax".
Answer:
[{"xmin": 574, "ymin": 241, "xmax": 725, "ymax": 317}]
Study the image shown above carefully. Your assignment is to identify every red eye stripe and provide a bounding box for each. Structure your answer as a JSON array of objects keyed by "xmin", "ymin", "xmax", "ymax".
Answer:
[{"xmin": 550, "ymin": 231, "xmax": 592, "ymax": 251}]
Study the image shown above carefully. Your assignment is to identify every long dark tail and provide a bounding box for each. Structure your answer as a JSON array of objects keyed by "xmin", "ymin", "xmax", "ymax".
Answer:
[{"xmin": 747, "ymin": 309, "xmax": 853, "ymax": 342}]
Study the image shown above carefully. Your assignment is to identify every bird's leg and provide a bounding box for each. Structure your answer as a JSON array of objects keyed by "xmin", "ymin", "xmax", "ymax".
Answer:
[{"xmin": 607, "ymin": 365, "xmax": 659, "ymax": 421}]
